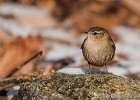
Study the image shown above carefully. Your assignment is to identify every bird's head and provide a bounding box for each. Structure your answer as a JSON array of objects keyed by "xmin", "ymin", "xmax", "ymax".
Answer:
[{"xmin": 84, "ymin": 27, "xmax": 110, "ymax": 39}]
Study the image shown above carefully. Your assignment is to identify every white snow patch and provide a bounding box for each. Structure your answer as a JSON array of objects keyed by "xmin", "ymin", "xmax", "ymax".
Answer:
[
  {"xmin": 46, "ymin": 44, "xmax": 83, "ymax": 60},
  {"xmin": 113, "ymin": 26, "xmax": 140, "ymax": 60},
  {"xmin": 0, "ymin": 3, "xmax": 48, "ymax": 16},
  {"xmin": 108, "ymin": 65, "xmax": 127, "ymax": 76},
  {"xmin": 57, "ymin": 68, "xmax": 107, "ymax": 74}
]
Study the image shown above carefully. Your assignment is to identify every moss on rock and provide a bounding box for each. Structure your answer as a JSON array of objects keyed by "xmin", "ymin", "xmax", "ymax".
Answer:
[{"xmin": 12, "ymin": 72, "xmax": 140, "ymax": 100}]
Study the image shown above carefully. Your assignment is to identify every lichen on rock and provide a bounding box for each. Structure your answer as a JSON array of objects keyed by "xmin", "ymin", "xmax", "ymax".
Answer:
[{"xmin": 12, "ymin": 72, "xmax": 140, "ymax": 100}]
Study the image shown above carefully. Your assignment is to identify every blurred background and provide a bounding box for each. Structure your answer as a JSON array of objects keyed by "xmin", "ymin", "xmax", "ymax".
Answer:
[{"xmin": 0, "ymin": 0, "xmax": 140, "ymax": 98}]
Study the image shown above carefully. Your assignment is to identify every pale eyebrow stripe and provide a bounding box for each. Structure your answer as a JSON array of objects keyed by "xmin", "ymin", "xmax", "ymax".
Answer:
[{"xmin": 94, "ymin": 31, "xmax": 103, "ymax": 33}]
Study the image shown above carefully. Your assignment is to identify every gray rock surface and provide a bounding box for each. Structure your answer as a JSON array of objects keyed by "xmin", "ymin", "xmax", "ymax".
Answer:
[{"xmin": 12, "ymin": 72, "xmax": 140, "ymax": 100}]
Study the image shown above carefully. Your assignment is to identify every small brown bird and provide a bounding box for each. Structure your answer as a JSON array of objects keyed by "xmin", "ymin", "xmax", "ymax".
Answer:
[{"xmin": 81, "ymin": 27, "xmax": 115, "ymax": 73}]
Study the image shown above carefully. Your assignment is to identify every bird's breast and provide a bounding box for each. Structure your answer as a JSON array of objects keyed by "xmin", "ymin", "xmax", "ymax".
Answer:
[
  {"xmin": 84, "ymin": 38, "xmax": 106, "ymax": 54},
  {"xmin": 82, "ymin": 38, "xmax": 114, "ymax": 66}
]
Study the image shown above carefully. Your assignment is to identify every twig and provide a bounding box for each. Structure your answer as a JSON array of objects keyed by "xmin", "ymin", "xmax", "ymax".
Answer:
[
  {"xmin": 7, "ymin": 51, "xmax": 43, "ymax": 77},
  {"xmin": 0, "ymin": 70, "xmax": 44, "ymax": 91}
]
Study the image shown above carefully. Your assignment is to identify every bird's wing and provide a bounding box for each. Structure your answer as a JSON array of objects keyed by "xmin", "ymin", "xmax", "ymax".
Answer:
[
  {"xmin": 81, "ymin": 37, "xmax": 88, "ymax": 49},
  {"xmin": 108, "ymin": 36, "xmax": 116, "ymax": 51}
]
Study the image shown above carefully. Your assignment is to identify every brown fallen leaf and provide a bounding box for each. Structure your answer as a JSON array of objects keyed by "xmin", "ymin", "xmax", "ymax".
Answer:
[
  {"xmin": 125, "ymin": 71, "xmax": 140, "ymax": 80},
  {"xmin": 0, "ymin": 35, "xmax": 45, "ymax": 79},
  {"xmin": 0, "ymin": 30, "xmax": 15, "ymax": 52},
  {"xmin": 43, "ymin": 65, "xmax": 55, "ymax": 77},
  {"xmin": 52, "ymin": 0, "xmax": 140, "ymax": 31}
]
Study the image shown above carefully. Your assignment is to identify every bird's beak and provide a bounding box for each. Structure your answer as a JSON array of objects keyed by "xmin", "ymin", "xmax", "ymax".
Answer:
[{"xmin": 84, "ymin": 32, "xmax": 88, "ymax": 34}]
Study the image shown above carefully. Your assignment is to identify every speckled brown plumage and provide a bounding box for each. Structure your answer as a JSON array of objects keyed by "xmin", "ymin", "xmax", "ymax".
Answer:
[{"xmin": 81, "ymin": 27, "xmax": 115, "ymax": 72}]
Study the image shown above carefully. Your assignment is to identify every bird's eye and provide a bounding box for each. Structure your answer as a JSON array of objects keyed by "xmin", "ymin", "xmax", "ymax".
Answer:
[{"xmin": 93, "ymin": 32, "xmax": 97, "ymax": 35}]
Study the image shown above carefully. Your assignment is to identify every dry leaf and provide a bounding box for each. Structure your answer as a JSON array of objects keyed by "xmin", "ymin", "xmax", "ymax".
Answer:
[{"xmin": 0, "ymin": 35, "xmax": 45, "ymax": 79}]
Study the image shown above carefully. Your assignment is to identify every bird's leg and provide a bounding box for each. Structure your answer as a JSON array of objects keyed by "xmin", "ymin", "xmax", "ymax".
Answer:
[
  {"xmin": 104, "ymin": 65, "xmax": 108, "ymax": 73},
  {"xmin": 88, "ymin": 62, "xmax": 91, "ymax": 74},
  {"xmin": 104, "ymin": 64, "xmax": 111, "ymax": 74}
]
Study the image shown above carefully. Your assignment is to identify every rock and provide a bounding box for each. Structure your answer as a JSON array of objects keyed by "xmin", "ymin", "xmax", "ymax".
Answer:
[{"xmin": 12, "ymin": 72, "xmax": 140, "ymax": 100}]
